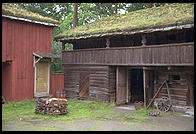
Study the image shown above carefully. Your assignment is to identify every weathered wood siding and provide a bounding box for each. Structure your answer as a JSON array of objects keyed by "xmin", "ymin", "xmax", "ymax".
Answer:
[
  {"xmin": 2, "ymin": 18, "xmax": 12, "ymax": 62},
  {"xmin": 154, "ymin": 67, "xmax": 194, "ymax": 106},
  {"xmin": 116, "ymin": 67, "xmax": 128, "ymax": 105},
  {"xmin": 2, "ymin": 17, "xmax": 54, "ymax": 102},
  {"xmin": 63, "ymin": 65, "xmax": 110, "ymax": 102},
  {"xmin": 108, "ymin": 67, "xmax": 116, "ymax": 102},
  {"xmin": 50, "ymin": 73, "xmax": 64, "ymax": 97},
  {"xmin": 62, "ymin": 42, "xmax": 194, "ymax": 66}
]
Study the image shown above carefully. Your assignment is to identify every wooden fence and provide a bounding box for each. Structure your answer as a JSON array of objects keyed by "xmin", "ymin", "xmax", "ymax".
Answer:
[{"xmin": 50, "ymin": 72, "xmax": 64, "ymax": 97}]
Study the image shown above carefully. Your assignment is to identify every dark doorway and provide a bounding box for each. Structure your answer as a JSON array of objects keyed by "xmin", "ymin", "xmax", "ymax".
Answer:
[{"xmin": 130, "ymin": 69, "xmax": 144, "ymax": 103}]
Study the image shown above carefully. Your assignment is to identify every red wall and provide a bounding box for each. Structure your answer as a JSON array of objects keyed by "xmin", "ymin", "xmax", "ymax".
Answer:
[
  {"xmin": 50, "ymin": 73, "xmax": 64, "ymax": 97},
  {"xmin": 2, "ymin": 63, "xmax": 13, "ymax": 101},
  {"xmin": 2, "ymin": 17, "xmax": 60, "ymax": 102}
]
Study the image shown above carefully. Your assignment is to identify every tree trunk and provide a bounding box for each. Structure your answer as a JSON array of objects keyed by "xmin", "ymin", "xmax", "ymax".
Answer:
[
  {"xmin": 146, "ymin": 3, "xmax": 153, "ymax": 8},
  {"xmin": 115, "ymin": 3, "xmax": 118, "ymax": 14},
  {"xmin": 73, "ymin": 3, "xmax": 78, "ymax": 28}
]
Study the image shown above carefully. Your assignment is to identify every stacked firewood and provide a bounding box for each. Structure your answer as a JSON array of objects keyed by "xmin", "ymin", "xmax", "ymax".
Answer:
[{"xmin": 35, "ymin": 97, "xmax": 68, "ymax": 115}]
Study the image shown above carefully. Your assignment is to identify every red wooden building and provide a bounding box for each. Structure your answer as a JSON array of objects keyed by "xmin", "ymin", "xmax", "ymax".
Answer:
[{"xmin": 2, "ymin": 4, "xmax": 64, "ymax": 102}]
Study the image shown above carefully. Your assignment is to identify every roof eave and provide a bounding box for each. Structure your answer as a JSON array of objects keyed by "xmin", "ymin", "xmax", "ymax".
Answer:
[
  {"xmin": 55, "ymin": 23, "xmax": 194, "ymax": 42},
  {"xmin": 2, "ymin": 14, "xmax": 60, "ymax": 27}
]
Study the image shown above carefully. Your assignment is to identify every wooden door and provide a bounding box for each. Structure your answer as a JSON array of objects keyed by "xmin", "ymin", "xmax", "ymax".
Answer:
[
  {"xmin": 35, "ymin": 61, "xmax": 49, "ymax": 97},
  {"xmin": 79, "ymin": 72, "xmax": 89, "ymax": 99},
  {"xmin": 116, "ymin": 67, "xmax": 128, "ymax": 105},
  {"xmin": 144, "ymin": 70, "xmax": 154, "ymax": 107}
]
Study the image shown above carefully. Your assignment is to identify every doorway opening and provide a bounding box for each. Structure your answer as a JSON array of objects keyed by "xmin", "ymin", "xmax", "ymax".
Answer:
[{"xmin": 130, "ymin": 69, "xmax": 144, "ymax": 103}]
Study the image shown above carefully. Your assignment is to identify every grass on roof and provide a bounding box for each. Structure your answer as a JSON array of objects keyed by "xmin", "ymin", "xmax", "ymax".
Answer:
[
  {"xmin": 55, "ymin": 3, "xmax": 194, "ymax": 39},
  {"xmin": 2, "ymin": 3, "xmax": 59, "ymax": 24}
]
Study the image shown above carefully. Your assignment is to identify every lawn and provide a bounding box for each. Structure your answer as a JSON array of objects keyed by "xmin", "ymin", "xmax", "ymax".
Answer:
[
  {"xmin": 2, "ymin": 99, "xmax": 152, "ymax": 123},
  {"xmin": 3, "ymin": 99, "xmax": 192, "ymax": 131}
]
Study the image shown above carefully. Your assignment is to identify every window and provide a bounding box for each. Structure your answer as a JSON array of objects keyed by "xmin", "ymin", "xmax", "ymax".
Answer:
[{"xmin": 169, "ymin": 75, "xmax": 180, "ymax": 80}]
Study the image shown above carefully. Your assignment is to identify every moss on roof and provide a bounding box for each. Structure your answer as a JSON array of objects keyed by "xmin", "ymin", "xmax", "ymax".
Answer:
[
  {"xmin": 55, "ymin": 3, "xmax": 194, "ymax": 40},
  {"xmin": 2, "ymin": 3, "xmax": 59, "ymax": 25}
]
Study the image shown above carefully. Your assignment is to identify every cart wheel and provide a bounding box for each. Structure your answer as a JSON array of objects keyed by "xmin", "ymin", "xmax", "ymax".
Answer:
[{"xmin": 156, "ymin": 97, "xmax": 171, "ymax": 112}]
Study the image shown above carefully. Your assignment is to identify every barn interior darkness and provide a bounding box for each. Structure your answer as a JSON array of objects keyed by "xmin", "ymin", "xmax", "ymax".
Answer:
[
  {"xmin": 69, "ymin": 28, "xmax": 194, "ymax": 50},
  {"xmin": 130, "ymin": 69, "xmax": 144, "ymax": 103}
]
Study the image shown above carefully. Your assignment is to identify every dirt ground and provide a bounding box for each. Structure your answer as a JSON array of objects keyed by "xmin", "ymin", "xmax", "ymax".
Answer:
[{"xmin": 2, "ymin": 107, "xmax": 194, "ymax": 131}]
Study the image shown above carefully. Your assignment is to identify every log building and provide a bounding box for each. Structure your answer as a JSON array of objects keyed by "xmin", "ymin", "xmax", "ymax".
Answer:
[{"xmin": 55, "ymin": 4, "xmax": 194, "ymax": 107}]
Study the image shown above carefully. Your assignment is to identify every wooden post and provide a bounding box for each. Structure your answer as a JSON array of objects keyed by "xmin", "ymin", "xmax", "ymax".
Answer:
[
  {"xmin": 141, "ymin": 34, "xmax": 147, "ymax": 46},
  {"xmin": 143, "ymin": 67, "xmax": 147, "ymax": 107},
  {"xmin": 116, "ymin": 67, "xmax": 118, "ymax": 105},
  {"xmin": 106, "ymin": 38, "xmax": 110, "ymax": 48},
  {"xmin": 62, "ymin": 42, "xmax": 66, "ymax": 51},
  {"xmin": 187, "ymin": 74, "xmax": 194, "ymax": 106},
  {"xmin": 126, "ymin": 67, "xmax": 129, "ymax": 103}
]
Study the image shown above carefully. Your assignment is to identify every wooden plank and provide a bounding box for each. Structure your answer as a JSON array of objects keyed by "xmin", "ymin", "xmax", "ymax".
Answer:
[
  {"xmin": 143, "ymin": 68, "xmax": 147, "ymax": 107},
  {"xmin": 36, "ymin": 61, "xmax": 49, "ymax": 93},
  {"xmin": 62, "ymin": 42, "xmax": 194, "ymax": 66},
  {"xmin": 147, "ymin": 80, "xmax": 167, "ymax": 109},
  {"xmin": 116, "ymin": 67, "xmax": 128, "ymax": 105},
  {"xmin": 159, "ymin": 88, "xmax": 188, "ymax": 96},
  {"xmin": 158, "ymin": 93, "xmax": 187, "ymax": 101},
  {"xmin": 64, "ymin": 65, "xmax": 110, "ymax": 101}
]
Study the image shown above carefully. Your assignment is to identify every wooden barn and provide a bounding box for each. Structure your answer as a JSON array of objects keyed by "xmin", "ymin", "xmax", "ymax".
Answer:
[
  {"xmin": 55, "ymin": 3, "xmax": 194, "ymax": 108},
  {"xmin": 2, "ymin": 4, "xmax": 64, "ymax": 102}
]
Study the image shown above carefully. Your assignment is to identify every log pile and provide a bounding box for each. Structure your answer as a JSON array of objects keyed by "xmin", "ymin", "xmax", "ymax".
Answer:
[
  {"xmin": 35, "ymin": 97, "xmax": 68, "ymax": 115},
  {"xmin": 134, "ymin": 101, "xmax": 144, "ymax": 110}
]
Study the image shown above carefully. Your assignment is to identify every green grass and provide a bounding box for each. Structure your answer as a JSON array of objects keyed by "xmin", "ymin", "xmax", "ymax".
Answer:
[
  {"xmin": 2, "ymin": 99, "xmax": 194, "ymax": 131},
  {"xmin": 2, "ymin": 99, "xmax": 115, "ymax": 122},
  {"xmin": 2, "ymin": 3, "xmax": 59, "ymax": 24},
  {"xmin": 2, "ymin": 99, "xmax": 152, "ymax": 125}
]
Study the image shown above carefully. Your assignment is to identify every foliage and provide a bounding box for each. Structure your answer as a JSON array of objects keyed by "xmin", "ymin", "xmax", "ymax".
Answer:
[
  {"xmin": 51, "ymin": 41, "xmax": 63, "ymax": 73},
  {"xmin": 16, "ymin": 3, "xmax": 72, "ymax": 21}
]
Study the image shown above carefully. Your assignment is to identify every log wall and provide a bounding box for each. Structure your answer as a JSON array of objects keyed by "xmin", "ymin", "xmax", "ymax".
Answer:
[
  {"xmin": 63, "ymin": 65, "xmax": 110, "ymax": 102},
  {"xmin": 154, "ymin": 67, "xmax": 194, "ymax": 106}
]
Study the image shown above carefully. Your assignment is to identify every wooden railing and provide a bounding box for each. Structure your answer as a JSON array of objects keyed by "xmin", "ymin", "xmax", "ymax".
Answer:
[{"xmin": 62, "ymin": 42, "xmax": 194, "ymax": 66}]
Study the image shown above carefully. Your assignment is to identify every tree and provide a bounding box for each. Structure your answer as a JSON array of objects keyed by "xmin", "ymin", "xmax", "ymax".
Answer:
[
  {"xmin": 115, "ymin": 3, "xmax": 118, "ymax": 14},
  {"xmin": 146, "ymin": 3, "xmax": 153, "ymax": 8},
  {"xmin": 73, "ymin": 3, "xmax": 79, "ymax": 28}
]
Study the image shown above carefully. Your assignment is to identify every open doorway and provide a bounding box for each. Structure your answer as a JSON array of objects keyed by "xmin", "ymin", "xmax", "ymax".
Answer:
[{"xmin": 130, "ymin": 69, "xmax": 144, "ymax": 103}]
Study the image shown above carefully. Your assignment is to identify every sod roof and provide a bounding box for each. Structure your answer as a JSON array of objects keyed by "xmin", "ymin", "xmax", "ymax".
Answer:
[
  {"xmin": 55, "ymin": 3, "xmax": 194, "ymax": 41},
  {"xmin": 2, "ymin": 3, "xmax": 60, "ymax": 26}
]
